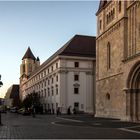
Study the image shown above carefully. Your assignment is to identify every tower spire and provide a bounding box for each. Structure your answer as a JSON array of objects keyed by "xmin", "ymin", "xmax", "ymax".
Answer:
[{"xmin": 22, "ymin": 47, "xmax": 36, "ymax": 60}]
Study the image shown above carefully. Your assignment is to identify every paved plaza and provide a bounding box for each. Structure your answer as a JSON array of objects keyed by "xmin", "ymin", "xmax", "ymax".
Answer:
[{"xmin": 0, "ymin": 112, "xmax": 140, "ymax": 139}]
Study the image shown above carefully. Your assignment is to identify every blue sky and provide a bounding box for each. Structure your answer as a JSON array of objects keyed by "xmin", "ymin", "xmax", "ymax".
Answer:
[{"xmin": 0, "ymin": 1, "xmax": 99, "ymax": 98}]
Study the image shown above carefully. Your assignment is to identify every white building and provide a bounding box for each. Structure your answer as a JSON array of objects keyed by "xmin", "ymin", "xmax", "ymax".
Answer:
[{"xmin": 20, "ymin": 35, "xmax": 96, "ymax": 114}]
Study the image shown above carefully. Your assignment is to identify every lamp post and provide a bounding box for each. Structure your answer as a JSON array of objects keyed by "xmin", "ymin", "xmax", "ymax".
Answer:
[{"xmin": 0, "ymin": 74, "xmax": 3, "ymax": 125}]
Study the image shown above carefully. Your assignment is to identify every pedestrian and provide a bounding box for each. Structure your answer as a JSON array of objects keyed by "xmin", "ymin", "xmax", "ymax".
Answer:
[
  {"xmin": 67, "ymin": 106, "xmax": 71, "ymax": 115},
  {"xmin": 56, "ymin": 107, "xmax": 60, "ymax": 116},
  {"xmin": 73, "ymin": 107, "xmax": 76, "ymax": 114}
]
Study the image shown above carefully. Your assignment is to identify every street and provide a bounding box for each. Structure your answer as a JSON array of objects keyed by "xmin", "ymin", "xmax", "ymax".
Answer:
[{"xmin": 0, "ymin": 112, "xmax": 140, "ymax": 139}]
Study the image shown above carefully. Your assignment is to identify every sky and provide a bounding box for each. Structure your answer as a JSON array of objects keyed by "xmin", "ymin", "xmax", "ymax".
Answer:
[{"xmin": 0, "ymin": 1, "xmax": 99, "ymax": 98}]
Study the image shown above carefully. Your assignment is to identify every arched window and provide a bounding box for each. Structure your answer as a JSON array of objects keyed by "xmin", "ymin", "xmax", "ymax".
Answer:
[
  {"xmin": 113, "ymin": 8, "xmax": 115, "ymax": 19},
  {"xmin": 23, "ymin": 64, "xmax": 25, "ymax": 73},
  {"xmin": 107, "ymin": 42, "xmax": 111, "ymax": 70},
  {"xmin": 119, "ymin": 1, "xmax": 121, "ymax": 13},
  {"xmin": 111, "ymin": 10, "xmax": 113, "ymax": 20},
  {"xmin": 106, "ymin": 14, "xmax": 108, "ymax": 24},
  {"xmin": 106, "ymin": 93, "xmax": 110, "ymax": 100},
  {"xmin": 109, "ymin": 12, "xmax": 111, "ymax": 23}
]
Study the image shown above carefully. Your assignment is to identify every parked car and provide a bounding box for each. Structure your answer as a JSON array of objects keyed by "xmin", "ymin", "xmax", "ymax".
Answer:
[
  {"xmin": 10, "ymin": 107, "xmax": 17, "ymax": 113},
  {"xmin": 18, "ymin": 108, "xmax": 31, "ymax": 116}
]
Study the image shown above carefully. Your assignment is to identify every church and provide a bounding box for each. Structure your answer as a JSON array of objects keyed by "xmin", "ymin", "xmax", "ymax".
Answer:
[
  {"xmin": 20, "ymin": 35, "xmax": 96, "ymax": 114},
  {"xmin": 96, "ymin": 1, "xmax": 140, "ymax": 121}
]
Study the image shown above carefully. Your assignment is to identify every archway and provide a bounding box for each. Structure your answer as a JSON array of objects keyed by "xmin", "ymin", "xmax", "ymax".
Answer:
[{"xmin": 126, "ymin": 61, "xmax": 140, "ymax": 121}]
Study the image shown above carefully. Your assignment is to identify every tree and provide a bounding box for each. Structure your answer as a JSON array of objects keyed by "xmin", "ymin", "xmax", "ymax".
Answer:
[{"xmin": 22, "ymin": 92, "xmax": 40, "ymax": 109}]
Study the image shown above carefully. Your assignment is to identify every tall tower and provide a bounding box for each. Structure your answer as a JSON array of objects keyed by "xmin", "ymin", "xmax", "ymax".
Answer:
[{"xmin": 20, "ymin": 47, "xmax": 40, "ymax": 100}]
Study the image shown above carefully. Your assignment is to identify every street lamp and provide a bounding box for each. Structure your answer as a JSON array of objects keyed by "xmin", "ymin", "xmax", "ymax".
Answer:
[{"xmin": 0, "ymin": 74, "xmax": 3, "ymax": 125}]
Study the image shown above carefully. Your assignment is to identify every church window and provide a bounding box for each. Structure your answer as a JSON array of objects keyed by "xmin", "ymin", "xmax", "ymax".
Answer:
[
  {"xmin": 106, "ymin": 93, "xmax": 110, "ymax": 100},
  {"xmin": 106, "ymin": 14, "xmax": 109, "ymax": 24},
  {"xmin": 23, "ymin": 64, "xmax": 25, "ymax": 73},
  {"xmin": 109, "ymin": 12, "xmax": 111, "ymax": 23},
  {"xmin": 99, "ymin": 19, "xmax": 102, "ymax": 30},
  {"xmin": 119, "ymin": 1, "xmax": 121, "ymax": 13},
  {"xmin": 113, "ymin": 8, "xmax": 115, "ymax": 19},
  {"xmin": 139, "ymin": 23, "xmax": 140, "ymax": 37},
  {"xmin": 107, "ymin": 42, "xmax": 111, "ymax": 70},
  {"xmin": 29, "ymin": 63, "xmax": 32, "ymax": 73}
]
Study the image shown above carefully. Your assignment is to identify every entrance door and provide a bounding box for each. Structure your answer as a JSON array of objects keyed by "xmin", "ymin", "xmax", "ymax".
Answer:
[
  {"xmin": 74, "ymin": 102, "xmax": 79, "ymax": 111},
  {"xmin": 127, "ymin": 61, "xmax": 140, "ymax": 121}
]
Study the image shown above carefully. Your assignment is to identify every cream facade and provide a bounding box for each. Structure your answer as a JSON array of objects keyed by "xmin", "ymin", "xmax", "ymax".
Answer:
[
  {"xmin": 96, "ymin": 1, "xmax": 140, "ymax": 121},
  {"xmin": 20, "ymin": 35, "xmax": 96, "ymax": 114}
]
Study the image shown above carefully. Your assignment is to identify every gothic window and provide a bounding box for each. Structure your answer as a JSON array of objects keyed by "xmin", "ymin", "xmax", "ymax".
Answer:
[
  {"xmin": 107, "ymin": 42, "xmax": 111, "ymax": 70},
  {"xmin": 106, "ymin": 93, "xmax": 110, "ymax": 100},
  {"xmin": 119, "ymin": 1, "xmax": 121, "ymax": 13},
  {"xmin": 113, "ymin": 8, "xmax": 115, "ymax": 19},
  {"xmin": 29, "ymin": 63, "xmax": 32, "ymax": 73},
  {"xmin": 106, "ymin": 14, "xmax": 108, "ymax": 24},
  {"xmin": 99, "ymin": 19, "xmax": 102, "ymax": 30},
  {"xmin": 109, "ymin": 12, "xmax": 111, "ymax": 23},
  {"xmin": 23, "ymin": 64, "xmax": 25, "ymax": 73}
]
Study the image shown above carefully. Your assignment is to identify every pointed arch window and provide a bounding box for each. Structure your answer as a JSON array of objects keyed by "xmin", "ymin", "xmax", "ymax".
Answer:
[
  {"xmin": 119, "ymin": 1, "xmax": 121, "ymax": 13},
  {"xmin": 107, "ymin": 42, "xmax": 111, "ymax": 70}
]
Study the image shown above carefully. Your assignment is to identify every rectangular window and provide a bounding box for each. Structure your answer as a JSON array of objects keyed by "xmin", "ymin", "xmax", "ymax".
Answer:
[
  {"xmin": 51, "ymin": 66, "xmax": 53, "ymax": 72},
  {"xmin": 74, "ymin": 87, "xmax": 79, "ymax": 94},
  {"xmin": 56, "ymin": 75, "xmax": 58, "ymax": 82},
  {"xmin": 52, "ymin": 87, "xmax": 54, "ymax": 96},
  {"xmin": 74, "ymin": 62, "xmax": 79, "ymax": 68},
  {"xmin": 74, "ymin": 75, "xmax": 79, "ymax": 81},
  {"xmin": 56, "ymin": 87, "xmax": 58, "ymax": 95},
  {"xmin": 48, "ymin": 88, "xmax": 50, "ymax": 96},
  {"xmin": 48, "ymin": 79, "xmax": 50, "ymax": 85},
  {"xmin": 74, "ymin": 102, "xmax": 79, "ymax": 108},
  {"xmin": 56, "ymin": 63, "xmax": 58, "ymax": 69}
]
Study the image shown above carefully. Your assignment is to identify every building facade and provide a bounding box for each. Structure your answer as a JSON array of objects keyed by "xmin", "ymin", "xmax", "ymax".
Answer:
[
  {"xmin": 20, "ymin": 35, "xmax": 96, "ymax": 114},
  {"xmin": 96, "ymin": 1, "xmax": 140, "ymax": 121}
]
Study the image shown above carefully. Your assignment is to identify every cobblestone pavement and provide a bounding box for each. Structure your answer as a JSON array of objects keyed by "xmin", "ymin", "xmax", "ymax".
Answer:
[{"xmin": 0, "ymin": 112, "xmax": 140, "ymax": 139}]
